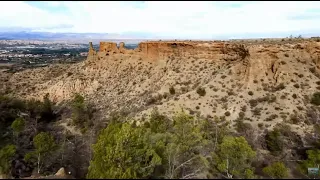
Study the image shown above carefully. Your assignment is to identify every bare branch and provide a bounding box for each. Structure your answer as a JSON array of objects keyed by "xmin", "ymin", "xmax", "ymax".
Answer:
[
  {"xmin": 174, "ymin": 156, "xmax": 199, "ymax": 172},
  {"xmin": 181, "ymin": 168, "xmax": 202, "ymax": 179}
]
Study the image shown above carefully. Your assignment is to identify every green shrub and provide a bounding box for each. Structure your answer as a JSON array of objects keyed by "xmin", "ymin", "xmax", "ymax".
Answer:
[
  {"xmin": 271, "ymin": 83, "xmax": 285, "ymax": 92},
  {"xmin": 0, "ymin": 145, "xmax": 16, "ymax": 174},
  {"xmin": 252, "ymin": 108, "xmax": 262, "ymax": 116},
  {"xmin": 298, "ymin": 149, "xmax": 320, "ymax": 177},
  {"xmin": 146, "ymin": 109, "xmax": 172, "ymax": 133},
  {"xmin": 71, "ymin": 93, "xmax": 93, "ymax": 129},
  {"xmin": 80, "ymin": 127, "xmax": 87, "ymax": 134},
  {"xmin": 238, "ymin": 112, "xmax": 245, "ymax": 119},
  {"xmin": 169, "ymin": 86, "xmax": 175, "ymax": 95},
  {"xmin": 311, "ymin": 92, "xmax": 320, "ymax": 105},
  {"xmin": 196, "ymin": 87, "xmax": 206, "ymax": 96},
  {"xmin": 40, "ymin": 93, "xmax": 54, "ymax": 122},
  {"xmin": 146, "ymin": 96, "xmax": 157, "ymax": 105},
  {"xmin": 280, "ymin": 61, "xmax": 286, "ymax": 65},
  {"xmin": 265, "ymin": 114, "xmax": 278, "ymax": 122},
  {"xmin": 299, "ymin": 149, "xmax": 320, "ymax": 177},
  {"xmin": 11, "ymin": 117, "xmax": 25, "ymax": 134},
  {"xmin": 249, "ymin": 99, "xmax": 258, "ymax": 107},
  {"xmin": 265, "ymin": 129, "xmax": 283, "ymax": 154},
  {"xmin": 292, "ymin": 94, "xmax": 297, "ymax": 99},
  {"xmin": 263, "ymin": 162, "xmax": 289, "ymax": 179},
  {"xmin": 289, "ymin": 114, "xmax": 300, "ymax": 124},
  {"xmin": 241, "ymin": 106, "xmax": 247, "ymax": 112},
  {"xmin": 235, "ymin": 120, "xmax": 253, "ymax": 135}
]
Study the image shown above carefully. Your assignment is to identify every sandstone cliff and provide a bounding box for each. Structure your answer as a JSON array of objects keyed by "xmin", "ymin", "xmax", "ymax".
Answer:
[
  {"xmin": 93, "ymin": 41, "xmax": 227, "ymax": 61},
  {"xmin": 99, "ymin": 42, "xmax": 119, "ymax": 54}
]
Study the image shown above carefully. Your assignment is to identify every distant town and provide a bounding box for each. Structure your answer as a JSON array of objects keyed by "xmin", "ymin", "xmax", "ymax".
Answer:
[{"xmin": 0, "ymin": 39, "xmax": 138, "ymax": 72}]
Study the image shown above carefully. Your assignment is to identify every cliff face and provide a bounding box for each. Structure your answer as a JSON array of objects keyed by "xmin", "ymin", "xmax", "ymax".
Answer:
[
  {"xmin": 89, "ymin": 41, "xmax": 227, "ymax": 61},
  {"xmin": 84, "ymin": 40, "xmax": 320, "ymax": 92},
  {"xmin": 99, "ymin": 42, "xmax": 119, "ymax": 53},
  {"xmin": 137, "ymin": 42, "xmax": 197, "ymax": 60},
  {"xmin": 86, "ymin": 40, "xmax": 320, "ymax": 87}
]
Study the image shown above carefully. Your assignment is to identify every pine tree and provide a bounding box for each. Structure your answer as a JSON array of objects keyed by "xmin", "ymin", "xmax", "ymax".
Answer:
[{"xmin": 87, "ymin": 122, "xmax": 161, "ymax": 179}]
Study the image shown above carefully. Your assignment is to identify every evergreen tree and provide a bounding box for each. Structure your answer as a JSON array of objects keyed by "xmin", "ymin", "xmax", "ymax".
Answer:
[
  {"xmin": 25, "ymin": 132, "xmax": 56, "ymax": 174},
  {"xmin": 0, "ymin": 144, "xmax": 16, "ymax": 175},
  {"xmin": 212, "ymin": 136, "xmax": 256, "ymax": 179},
  {"xmin": 11, "ymin": 117, "xmax": 25, "ymax": 134},
  {"xmin": 87, "ymin": 122, "xmax": 161, "ymax": 179}
]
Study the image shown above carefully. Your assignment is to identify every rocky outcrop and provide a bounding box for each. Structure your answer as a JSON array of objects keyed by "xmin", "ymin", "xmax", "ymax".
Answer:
[
  {"xmin": 22, "ymin": 167, "xmax": 73, "ymax": 179},
  {"xmin": 88, "ymin": 42, "xmax": 96, "ymax": 56},
  {"xmin": 87, "ymin": 42, "xmax": 97, "ymax": 63},
  {"xmin": 99, "ymin": 42, "xmax": 119, "ymax": 54},
  {"xmin": 136, "ymin": 41, "xmax": 227, "ymax": 60},
  {"xmin": 54, "ymin": 168, "xmax": 68, "ymax": 177},
  {"xmin": 119, "ymin": 42, "xmax": 126, "ymax": 53},
  {"xmin": 88, "ymin": 41, "xmax": 227, "ymax": 61}
]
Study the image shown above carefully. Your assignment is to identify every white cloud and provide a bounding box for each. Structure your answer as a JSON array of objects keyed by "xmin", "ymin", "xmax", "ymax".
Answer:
[
  {"xmin": 0, "ymin": 1, "xmax": 72, "ymax": 29},
  {"xmin": 0, "ymin": 1, "xmax": 319, "ymax": 38}
]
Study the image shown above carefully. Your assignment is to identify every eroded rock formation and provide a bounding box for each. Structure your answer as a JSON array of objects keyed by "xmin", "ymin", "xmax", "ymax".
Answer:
[
  {"xmin": 99, "ymin": 42, "xmax": 119, "ymax": 54},
  {"xmin": 86, "ymin": 40, "xmax": 320, "ymax": 89},
  {"xmin": 88, "ymin": 42, "xmax": 96, "ymax": 57},
  {"xmin": 91, "ymin": 41, "xmax": 227, "ymax": 61}
]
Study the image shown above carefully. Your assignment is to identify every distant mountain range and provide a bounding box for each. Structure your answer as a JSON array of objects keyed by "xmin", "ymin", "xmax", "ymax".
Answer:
[
  {"xmin": 0, "ymin": 30, "xmax": 318, "ymax": 44},
  {"xmin": 0, "ymin": 31, "xmax": 156, "ymax": 44},
  {"xmin": 0, "ymin": 31, "xmax": 110, "ymax": 40}
]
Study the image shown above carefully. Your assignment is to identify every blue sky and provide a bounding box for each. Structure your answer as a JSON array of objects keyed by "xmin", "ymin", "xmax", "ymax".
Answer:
[{"xmin": 0, "ymin": 1, "xmax": 320, "ymax": 39}]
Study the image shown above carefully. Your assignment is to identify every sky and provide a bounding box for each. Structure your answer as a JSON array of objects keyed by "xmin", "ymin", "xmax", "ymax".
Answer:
[{"xmin": 0, "ymin": 1, "xmax": 320, "ymax": 39}]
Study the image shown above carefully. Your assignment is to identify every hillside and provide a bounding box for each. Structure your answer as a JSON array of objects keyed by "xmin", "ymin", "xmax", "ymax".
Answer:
[
  {"xmin": 2, "ymin": 39, "xmax": 320, "ymax": 132},
  {"xmin": 2, "ymin": 38, "xmax": 320, "ymax": 178}
]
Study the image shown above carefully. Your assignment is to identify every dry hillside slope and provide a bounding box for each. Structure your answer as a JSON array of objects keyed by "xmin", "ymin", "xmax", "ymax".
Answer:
[{"xmin": 2, "ymin": 39, "xmax": 320, "ymax": 142}]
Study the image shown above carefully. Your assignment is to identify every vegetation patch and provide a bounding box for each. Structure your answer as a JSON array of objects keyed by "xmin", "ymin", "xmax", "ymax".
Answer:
[{"xmin": 196, "ymin": 87, "xmax": 206, "ymax": 96}]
